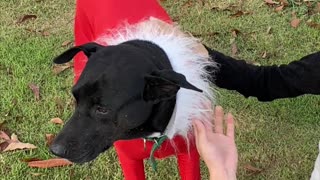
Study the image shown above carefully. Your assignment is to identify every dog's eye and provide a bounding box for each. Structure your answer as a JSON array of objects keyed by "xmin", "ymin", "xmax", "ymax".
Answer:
[{"xmin": 96, "ymin": 106, "xmax": 110, "ymax": 115}]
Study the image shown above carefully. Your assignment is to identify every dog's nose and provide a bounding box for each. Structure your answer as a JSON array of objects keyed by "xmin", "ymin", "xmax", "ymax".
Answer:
[{"xmin": 50, "ymin": 144, "xmax": 67, "ymax": 157}]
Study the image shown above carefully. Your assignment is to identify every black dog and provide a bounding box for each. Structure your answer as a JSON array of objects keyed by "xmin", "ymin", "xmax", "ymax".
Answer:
[{"xmin": 50, "ymin": 40, "xmax": 207, "ymax": 163}]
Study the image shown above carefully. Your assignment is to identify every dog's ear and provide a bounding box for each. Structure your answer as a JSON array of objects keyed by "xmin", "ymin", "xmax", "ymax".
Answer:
[
  {"xmin": 53, "ymin": 42, "xmax": 105, "ymax": 64},
  {"xmin": 143, "ymin": 69, "xmax": 202, "ymax": 103}
]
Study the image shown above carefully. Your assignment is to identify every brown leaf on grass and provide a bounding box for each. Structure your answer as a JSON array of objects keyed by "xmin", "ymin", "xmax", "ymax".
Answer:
[
  {"xmin": 306, "ymin": 21, "xmax": 320, "ymax": 30},
  {"xmin": 17, "ymin": 15, "xmax": 37, "ymax": 24},
  {"xmin": 230, "ymin": 11, "xmax": 252, "ymax": 18},
  {"xmin": 0, "ymin": 131, "xmax": 10, "ymax": 141},
  {"xmin": 50, "ymin": 118, "xmax": 64, "ymax": 125},
  {"xmin": 3, "ymin": 142, "xmax": 36, "ymax": 152},
  {"xmin": 261, "ymin": 51, "xmax": 267, "ymax": 58},
  {"xmin": 0, "ymin": 128, "xmax": 10, "ymax": 151},
  {"xmin": 231, "ymin": 43, "xmax": 238, "ymax": 57},
  {"xmin": 231, "ymin": 29, "xmax": 241, "ymax": 37},
  {"xmin": 42, "ymin": 31, "xmax": 50, "ymax": 36},
  {"xmin": 61, "ymin": 40, "xmax": 73, "ymax": 47},
  {"xmin": 28, "ymin": 83, "xmax": 40, "ymax": 101},
  {"xmin": 264, "ymin": 0, "xmax": 278, "ymax": 5},
  {"xmin": 244, "ymin": 164, "xmax": 263, "ymax": 174},
  {"xmin": 45, "ymin": 134, "xmax": 55, "ymax": 146},
  {"xmin": 0, "ymin": 142, "xmax": 9, "ymax": 151},
  {"xmin": 291, "ymin": 18, "xmax": 301, "ymax": 28},
  {"xmin": 279, "ymin": 0, "xmax": 289, "ymax": 6},
  {"xmin": 275, "ymin": 5, "xmax": 284, "ymax": 12},
  {"xmin": 182, "ymin": 1, "xmax": 193, "ymax": 8},
  {"xmin": 27, "ymin": 158, "xmax": 73, "ymax": 168},
  {"xmin": 52, "ymin": 62, "xmax": 73, "ymax": 75},
  {"xmin": 0, "ymin": 132, "xmax": 37, "ymax": 152}
]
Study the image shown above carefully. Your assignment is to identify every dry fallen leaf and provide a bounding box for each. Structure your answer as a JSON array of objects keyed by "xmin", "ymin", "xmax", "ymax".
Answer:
[
  {"xmin": 275, "ymin": 5, "xmax": 284, "ymax": 12},
  {"xmin": 17, "ymin": 15, "xmax": 37, "ymax": 24},
  {"xmin": 27, "ymin": 158, "xmax": 73, "ymax": 168},
  {"xmin": 0, "ymin": 131, "xmax": 10, "ymax": 141},
  {"xmin": 28, "ymin": 83, "xmax": 40, "ymax": 101},
  {"xmin": 52, "ymin": 62, "xmax": 73, "ymax": 75},
  {"xmin": 279, "ymin": 0, "xmax": 288, "ymax": 6},
  {"xmin": 230, "ymin": 11, "xmax": 251, "ymax": 18},
  {"xmin": 265, "ymin": 0, "xmax": 278, "ymax": 5},
  {"xmin": 61, "ymin": 40, "xmax": 73, "ymax": 47},
  {"xmin": 42, "ymin": 31, "xmax": 50, "ymax": 37},
  {"xmin": 182, "ymin": 1, "xmax": 193, "ymax": 8},
  {"xmin": 306, "ymin": 21, "xmax": 320, "ymax": 30},
  {"xmin": 45, "ymin": 134, "xmax": 55, "ymax": 146},
  {"xmin": 231, "ymin": 43, "xmax": 238, "ymax": 57},
  {"xmin": 0, "ymin": 132, "xmax": 37, "ymax": 152},
  {"xmin": 231, "ymin": 29, "xmax": 241, "ymax": 37},
  {"xmin": 50, "ymin": 118, "xmax": 64, "ymax": 125},
  {"xmin": 291, "ymin": 18, "xmax": 301, "ymax": 28},
  {"xmin": 290, "ymin": 12, "xmax": 301, "ymax": 28},
  {"xmin": 0, "ymin": 142, "xmax": 9, "ymax": 151},
  {"xmin": 262, "ymin": 51, "xmax": 267, "ymax": 58},
  {"xmin": 244, "ymin": 164, "xmax": 263, "ymax": 174}
]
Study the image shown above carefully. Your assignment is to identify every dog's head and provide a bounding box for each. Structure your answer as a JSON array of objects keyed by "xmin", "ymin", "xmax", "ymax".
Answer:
[{"xmin": 50, "ymin": 41, "xmax": 201, "ymax": 163}]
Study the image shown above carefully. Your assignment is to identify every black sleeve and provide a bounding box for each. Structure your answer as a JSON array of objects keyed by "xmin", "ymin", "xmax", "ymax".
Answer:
[{"xmin": 206, "ymin": 47, "xmax": 320, "ymax": 101}]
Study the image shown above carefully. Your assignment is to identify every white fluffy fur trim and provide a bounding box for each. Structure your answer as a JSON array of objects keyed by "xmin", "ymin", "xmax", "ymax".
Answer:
[
  {"xmin": 311, "ymin": 142, "xmax": 320, "ymax": 180},
  {"xmin": 96, "ymin": 18, "xmax": 216, "ymax": 139}
]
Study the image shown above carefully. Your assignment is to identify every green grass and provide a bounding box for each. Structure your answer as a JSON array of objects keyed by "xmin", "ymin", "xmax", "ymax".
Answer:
[{"xmin": 0, "ymin": 0, "xmax": 319, "ymax": 179}]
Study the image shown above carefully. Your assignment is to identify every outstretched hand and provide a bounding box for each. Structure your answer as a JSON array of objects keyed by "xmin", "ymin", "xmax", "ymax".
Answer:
[{"xmin": 193, "ymin": 106, "xmax": 238, "ymax": 180}]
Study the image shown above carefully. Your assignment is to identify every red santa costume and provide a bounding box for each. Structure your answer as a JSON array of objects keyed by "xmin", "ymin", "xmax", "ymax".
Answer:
[{"xmin": 74, "ymin": 1, "xmax": 215, "ymax": 180}]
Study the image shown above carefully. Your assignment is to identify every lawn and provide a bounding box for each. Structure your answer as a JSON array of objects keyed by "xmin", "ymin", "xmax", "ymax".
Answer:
[{"xmin": 0, "ymin": 0, "xmax": 319, "ymax": 179}]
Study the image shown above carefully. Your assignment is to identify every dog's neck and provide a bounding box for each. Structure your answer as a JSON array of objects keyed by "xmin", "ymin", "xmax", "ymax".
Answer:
[{"xmin": 96, "ymin": 17, "xmax": 216, "ymax": 139}]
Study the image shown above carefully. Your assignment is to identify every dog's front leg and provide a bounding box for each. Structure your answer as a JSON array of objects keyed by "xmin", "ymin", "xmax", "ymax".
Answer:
[
  {"xmin": 117, "ymin": 155, "xmax": 145, "ymax": 180},
  {"xmin": 177, "ymin": 150, "xmax": 201, "ymax": 180},
  {"xmin": 118, "ymin": 150, "xmax": 146, "ymax": 180},
  {"xmin": 114, "ymin": 140, "xmax": 147, "ymax": 180}
]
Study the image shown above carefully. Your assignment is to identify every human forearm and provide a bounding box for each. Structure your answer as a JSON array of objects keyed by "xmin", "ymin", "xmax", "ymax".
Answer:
[
  {"xmin": 209, "ymin": 167, "xmax": 236, "ymax": 180},
  {"xmin": 205, "ymin": 46, "xmax": 320, "ymax": 101}
]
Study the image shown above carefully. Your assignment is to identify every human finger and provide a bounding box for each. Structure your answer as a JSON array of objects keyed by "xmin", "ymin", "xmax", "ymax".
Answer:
[
  {"xmin": 226, "ymin": 113, "xmax": 235, "ymax": 139},
  {"xmin": 214, "ymin": 106, "xmax": 224, "ymax": 134},
  {"xmin": 192, "ymin": 119, "xmax": 208, "ymax": 144}
]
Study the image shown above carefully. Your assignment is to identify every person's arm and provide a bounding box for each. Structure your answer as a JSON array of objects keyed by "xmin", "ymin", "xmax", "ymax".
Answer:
[{"xmin": 206, "ymin": 47, "xmax": 320, "ymax": 101}]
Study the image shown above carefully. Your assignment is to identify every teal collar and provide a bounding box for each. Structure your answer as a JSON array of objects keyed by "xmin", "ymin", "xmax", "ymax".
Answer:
[{"xmin": 143, "ymin": 135, "xmax": 168, "ymax": 171}]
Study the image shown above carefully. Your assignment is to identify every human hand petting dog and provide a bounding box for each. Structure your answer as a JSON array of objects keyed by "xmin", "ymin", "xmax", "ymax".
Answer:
[{"xmin": 193, "ymin": 106, "xmax": 238, "ymax": 180}]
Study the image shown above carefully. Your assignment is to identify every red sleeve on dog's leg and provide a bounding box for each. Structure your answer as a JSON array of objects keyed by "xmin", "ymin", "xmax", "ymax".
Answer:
[
  {"xmin": 177, "ymin": 150, "xmax": 201, "ymax": 180},
  {"xmin": 116, "ymin": 155, "xmax": 146, "ymax": 180}
]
